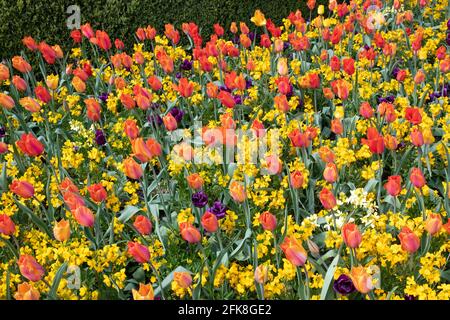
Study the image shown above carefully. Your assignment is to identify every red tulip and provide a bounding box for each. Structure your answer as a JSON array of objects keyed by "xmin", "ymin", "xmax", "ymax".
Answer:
[
  {"xmin": 259, "ymin": 211, "xmax": 277, "ymax": 231},
  {"xmin": 127, "ymin": 242, "xmax": 150, "ymax": 263},
  {"xmin": 201, "ymin": 211, "xmax": 219, "ymax": 233},
  {"xmin": 0, "ymin": 214, "xmax": 16, "ymax": 236},
  {"xmin": 319, "ymin": 187, "xmax": 337, "ymax": 210},
  {"xmin": 398, "ymin": 227, "xmax": 420, "ymax": 253},
  {"xmin": 342, "ymin": 223, "xmax": 362, "ymax": 248},
  {"xmin": 384, "ymin": 175, "xmax": 402, "ymax": 196},
  {"xmin": 18, "ymin": 255, "xmax": 45, "ymax": 282},
  {"xmin": 87, "ymin": 183, "xmax": 107, "ymax": 202},
  {"xmin": 409, "ymin": 167, "xmax": 426, "ymax": 188},
  {"xmin": 134, "ymin": 216, "xmax": 153, "ymax": 235}
]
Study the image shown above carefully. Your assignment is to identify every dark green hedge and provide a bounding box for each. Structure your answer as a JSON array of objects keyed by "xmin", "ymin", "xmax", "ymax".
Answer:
[{"xmin": 0, "ymin": 0, "xmax": 327, "ymax": 58}]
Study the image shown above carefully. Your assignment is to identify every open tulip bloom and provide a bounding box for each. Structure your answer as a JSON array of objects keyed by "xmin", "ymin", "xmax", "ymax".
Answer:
[{"xmin": 0, "ymin": 0, "xmax": 449, "ymax": 301}]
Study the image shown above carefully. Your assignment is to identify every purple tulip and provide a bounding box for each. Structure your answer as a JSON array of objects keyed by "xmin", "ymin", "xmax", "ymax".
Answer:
[
  {"xmin": 95, "ymin": 129, "xmax": 106, "ymax": 146},
  {"xmin": 333, "ymin": 274, "xmax": 356, "ymax": 295},
  {"xmin": 209, "ymin": 201, "xmax": 227, "ymax": 219},
  {"xmin": 192, "ymin": 191, "xmax": 208, "ymax": 208}
]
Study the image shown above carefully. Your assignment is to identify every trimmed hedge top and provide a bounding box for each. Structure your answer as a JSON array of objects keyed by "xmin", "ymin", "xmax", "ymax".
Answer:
[{"xmin": 0, "ymin": 0, "xmax": 326, "ymax": 58}]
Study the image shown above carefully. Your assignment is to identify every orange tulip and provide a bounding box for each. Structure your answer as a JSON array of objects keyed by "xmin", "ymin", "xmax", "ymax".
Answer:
[
  {"xmin": 398, "ymin": 226, "xmax": 420, "ymax": 253},
  {"xmin": 341, "ymin": 223, "xmax": 362, "ymax": 248},
  {"xmin": 95, "ymin": 30, "xmax": 112, "ymax": 51},
  {"xmin": 14, "ymin": 282, "xmax": 40, "ymax": 300},
  {"xmin": 201, "ymin": 211, "xmax": 218, "ymax": 233},
  {"xmin": 127, "ymin": 241, "xmax": 150, "ymax": 263},
  {"xmin": 254, "ymin": 265, "xmax": 269, "ymax": 284},
  {"xmin": 218, "ymin": 90, "xmax": 236, "ymax": 108},
  {"xmin": 288, "ymin": 129, "xmax": 310, "ymax": 148},
  {"xmin": 163, "ymin": 113, "xmax": 178, "ymax": 131},
  {"xmin": 318, "ymin": 146, "xmax": 335, "ymax": 163},
  {"xmin": 123, "ymin": 119, "xmax": 139, "ymax": 139},
  {"xmin": 384, "ymin": 175, "xmax": 402, "ymax": 196},
  {"xmin": 131, "ymin": 138, "xmax": 153, "ymax": 163},
  {"xmin": 319, "ymin": 187, "xmax": 336, "ymax": 210},
  {"xmin": 323, "ymin": 163, "xmax": 338, "ymax": 183},
  {"xmin": 0, "ymin": 142, "xmax": 8, "ymax": 154},
  {"xmin": 132, "ymin": 283, "xmax": 154, "ymax": 300},
  {"xmin": 120, "ymin": 93, "xmax": 136, "ymax": 110},
  {"xmin": 133, "ymin": 215, "xmax": 153, "ymax": 235},
  {"xmin": 280, "ymin": 236, "xmax": 308, "ymax": 267},
  {"xmin": 85, "ymin": 98, "xmax": 101, "ymax": 122},
  {"xmin": 425, "ymin": 213, "xmax": 442, "ymax": 236},
  {"xmin": 12, "ymin": 76, "xmax": 27, "ymax": 92},
  {"xmin": 19, "ymin": 97, "xmax": 41, "ymax": 113},
  {"xmin": 331, "ymin": 79, "xmax": 350, "ymax": 100},
  {"xmin": 72, "ymin": 76, "xmax": 86, "ymax": 93},
  {"xmin": 0, "ymin": 63, "xmax": 10, "ymax": 81},
  {"xmin": 16, "ymin": 133, "xmax": 44, "ymax": 157},
  {"xmin": 410, "ymin": 127, "xmax": 424, "ymax": 147},
  {"xmin": 81, "ymin": 23, "xmax": 94, "ymax": 39},
  {"xmin": 53, "ymin": 219, "xmax": 71, "ymax": 242},
  {"xmin": 63, "ymin": 191, "xmax": 85, "ymax": 211},
  {"xmin": 123, "ymin": 157, "xmax": 143, "ymax": 180},
  {"xmin": 87, "ymin": 183, "xmax": 107, "ymax": 203},
  {"xmin": 290, "ymin": 170, "xmax": 305, "ymax": 189},
  {"xmin": 173, "ymin": 272, "xmax": 193, "ymax": 288},
  {"xmin": 18, "ymin": 254, "xmax": 45, "ymax": 282},
  {"xmin": 12, "ymin": 56, "xmax": 32, "ymax": 73},
  {"xmin": 331, "ymin": 118, "xmax": 343, "ymax": 135},
  {"xmin": 187, "ymin": 173, "xmax": 204, "ymax": 190},
  {"xmin": 409, "ymin": 167, "xmax": 426, "ymax": 188},
  {"xmin": 349, "ymin": 266, "xmax": 373, "ymax": 294},
  {"xmin": 72, "ymin": 206, "xmax": 95, "ymax": 228},
  {"xmin": 10, "ymin": 180, "xmax": 34, "ymax": 199},
  {"xmin": 0, "ymin": 93, "xmax": 15, "ymax": 110},
  {"xmin": 259, "ymin": 211, "xmax": 277, "ymax": 231},
  {"xmin": 0, "ymin": 214, "xmax": 16, "ymax": 236},
  {"xmin": 443, "ymin": 219, "xmax": 450, "ymax": 234},
  {"xmin": 179, "ymin": 222, "xmax": 201, "ymax": 243},
  {"xmin": 59, "ymin": 177, "xmax": 79, "ymax": 194},
  {"xmin": 39, "ymin": 42, "xmax": 57, "ymax": 64},
  {"xmin": 229, "ymin": 181, "xmax": 246, "ymax": 203}
]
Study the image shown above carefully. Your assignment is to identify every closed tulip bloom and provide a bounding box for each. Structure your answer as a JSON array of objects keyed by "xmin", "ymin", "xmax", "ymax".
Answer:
[
  {"xmin": 186, "ymin": 173, "xmax": 204, "ymax": 189},
  {"xmin": 63, "ymin": 192, "xmax": 85, "ymax": 211},
  {"xmin": 218, "ymin": 90, "xmax": 236, "ymax": 108},
  {"xmin": 0, "ymin": 142, "xmax": 8, "ymax": 154},
  {"xmin": 319, "ymin": 187, "xmax": 337, "ymax": 210},
  {"xmin": 96, "ymin": 30, "xmax": 112, "ymax": 51},
  {"xmin": 133, "ymin": 215, "xmax": 153, "ymax": 235},
  {"xmin": 349, "ymin": 266, "xmax": 373, "ymax": 294},
  {"xmin": 10, "ymin": 180, "xmax": 34, "ymax": 199},
  {"xmin": 274, "ymin": 94, "xmax": 290, "ymax": 113},
  {"xmin": 384, "ymin": 175, "xmax": 402, "ymax": 196},
  {"xmin": 318, "ymin": 146, "xmax": 335, "ymax": 163},
  {"xmin": 254, "ymin": 264, "xmax": 269, "ymax": 284},
  {"xmin": 0, "ymin": 63, "xmax": 10, "ymax": 81},
  {"xmin": 123, "ymin": 119, "xmax": 139, "ymax": 139},
  {"xmin": 410, "ymin": 127, "xmax": 424, "ymax": 147},
  {"xmin": 425, "ymin": 213, "xmax": 442, "ymax": 236},
  {"xmin": 229, "ymin": 181, "xmax": 246, "ymax": 203},
  {"xmin": 12, "ymin": 56, "xmax": 32, "ymax": 73},
  {"xmin": 53, "ymin": 219, "xmax": 71, "ymax": 242},
  {"xmin": 410, "ymin": 167, "xmax": 426, "ymax": 188},
  {"xmin": 342, "ymin": 57, "xmax": 355, "ymax": 75},
  {"xmin": 179, "ymin": 222, "xmax": 201, "ymax": 243},
  {"xmin": 173, "ymin": 272, "xmax": 193, "ymax": 288},
  {"xmin": 131, "ymin": 138, "xmax": 153, "ymax": 162},
  {"xmin": 280, "ymin": 236, "xmax": 308, "ymax": 267},
  {"xmin": 163, "ymin": 113, "xmax": 178, "ymax": 131},
  {"xmin": 132, "ymin": 283, "xmax": 154, "ymax": 300},
  {"xmin": 38, "ymin": 42, "xmax": 57, "ymax": 64},
  {"xmin": 359, "ymin": 102, "xmax": 374, "ymax": 119},
  {"xmin": 361, "ymin": 127, "xmax": 385, "ymax": 154},
  {"xmin": 18, "ymin": 254, "xmax": 45, "ymax": 282},
  {"xmin": 201, "ymin": 211, "xmax": 219, "ymax": 233},
  {"xmin": 174, "ymin": 78, "xmax": 194, "ymax": 98},
  {"xmin": 19, "ymin": 97, "xmax": 41, "ymax": 113},
  {"xmin": 72, "ymin": 206, "xmax": 95, "ymax": 228},
  {"xmin": 384, "ymin": 134, "xmax": 398, "ymax": 150},
  {"xmin": 127, "ymin": 242, "xmax": 150, "ymax": 263},
  {"xmin": 323, "ymin": 163, "xmax": 338, "ymax": 183},
  {"xmin": 14, "ymin": 282, "xmax": 40, "ymax": 300},
  {"xmin": 342, "ymin": 223, "xmax": 362, "ymax": 248},
  {"xmin": 85, "ymin": 98, "xmax": 101, "ymax": 122},
  {"xmin": 146, "ymin": 138, "xmax": 162, "ymax": 158},
  {"xmin": 0, "ymin": 214, "xmax": 16, "ymax": 236},
  {"xmin": 87, "ymin": 183, "xmax": 107, "ymax": 202},
  {"xmin": 59, "ymin": 177, "xmax": 79, "ymax": 194},
  {"xmin": 277, "ymin": 57, "xmax": 289, "ymax": 76},
  {"xmin": 398, "ymin": 226, "xmax": 420, "ymax": 253},
  {"xmin": 46, "ymin": 74, "xmax": 59, "ymax": 90},
  {"xmin": 290, "ymin": 170, "xmax": 305, "ymax": 189},
  {"xmin": 259, "ymin": 211, "xmax": 277, "ymax": 231},
  {"xmin": 72, "ymin": 76, "xmax": 86, "ymax": 93},
  {"xmin": 17, "ymin": 133, "xmax": 44, "ymax": 157},
  {"xmin": 120, "ymin": 93, "xmax": 135, "ymax": 110},
  {"xmin": 0, "ymin": 93, "xmax": 15, "ymax": 109},
  {"xmin": 331, "ymin": 118, "xmax": 343, "ymax": 135},
  {"xmin": 12, "ymin": 75, "xmax": 28, "ymax": 92},
  {"xmin": 123, "ymin": 157, "xmax": 143, "ymax": 180}
]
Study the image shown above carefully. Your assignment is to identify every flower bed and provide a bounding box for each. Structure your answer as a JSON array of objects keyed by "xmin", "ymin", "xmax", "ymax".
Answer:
[{"xmin": 0, "ymin": 0, "xmax": 449, "ymax": 300}]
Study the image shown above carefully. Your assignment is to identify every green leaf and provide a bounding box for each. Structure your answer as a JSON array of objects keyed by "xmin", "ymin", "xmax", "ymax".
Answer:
[
  {"xmin": 15, "ymin": 200, "xmax": 52, "ymax": 237},
  {"xmin": 118, "ymin": 205, "xmax": 141, "ymax": 223},
  {"xmin": 320, "ymin": 249, "xmax": 341, "ymax": 300},
  {"xmin": 153, "ymin": 266, "xmax": 191, "ymax": 297},
  {"xmin": 48, "ymin": 262, "xmax": 68, "ymax": 300}
]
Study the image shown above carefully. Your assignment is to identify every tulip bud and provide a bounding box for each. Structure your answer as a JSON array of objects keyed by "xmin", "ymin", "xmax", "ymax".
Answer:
[
  {"xmin": 341, "ymin": 223, "xmax": 362, "ymax": 248},
  {"xmin": 306, "ymin": 239, "xmax": 320, "ymax": 259},
  {"xmin": 133, "ymin": 215, "xmax": 153, "ymax": 235},
  {"xmin": 259, "ymin": 211, "xmax": 277, "ymax": 231},
  {"xmin": 17, "ymin": 254, "xmax": 45, "ymax": 282},
  {"xmin": 425, "ymin": 213, "xmax": 442, "ymax": 236},
  {"xmin": 53, "ymin": 219, "xmax": 71, "ymax": 241},
  {"xmin": 186, "ymin": 173, "xmax": 204, "ymax": 190},
  {"xmin": 398, "ymin": 227, "xmax": 420, "ymax": 253},
  {"xmin": 323, "ymin": 163, "xmax": 338, "ymax": 183},
  {"xmin": 0, "ymin": 214, "xmax": 16, "ymax": 236},
  {"xmin": 72, "ymin": 206, "xmax": 95, "ymax": 228},
  {"xmin": 173, "ymin": 272, "xmax": 193, "ymax": 288},
  {"xmin": 123, "ymin": 157, "xmax": 143, "ymax": 180},
  {"xmin": 280, "ymin": 236, "xmax": 307, "ymax": 267},
  {"xmin": 319, "ymin": 187, "xmax": 337, "ymax": 210},
  {"xmin": 410, "ymin": 167, "xmax": 426, "ymax": 188},
  {"xmin": 87, "ymin": 183, "xmax": 107, "ymax": 203},
  {"xmin": 127, "ymin": 242, "xmax": 150, "ymax": 263},
  {"xmin": 10, "ymin": 180, "xmax": 34, "ymax": 199},
  {"xmin": 254, "ymin": 265, "xmax": 269, "ymax": 284},
  {"xmin": 179, "ymin": 222, "xmax": 201, "ymax": 243},
  {"xmin": 290, "ymin": 170, "xmax": 305, "ymax": 189},
  {"xmin": 229, "ymin": 181, "xmax": 246, "ymax": 203},
  {"xmin": 201, "ymin": 211, "xmax": 218, "ymax": 233},
  {"xmin": 132, "ymin": 283, "xmax": 154, "ymax": 300}
]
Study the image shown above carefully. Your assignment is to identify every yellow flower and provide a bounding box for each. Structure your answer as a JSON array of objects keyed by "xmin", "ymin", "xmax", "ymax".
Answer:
[{"xmin": 251, "ymin": 9, "xmax": 267, "ymax": 27}]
